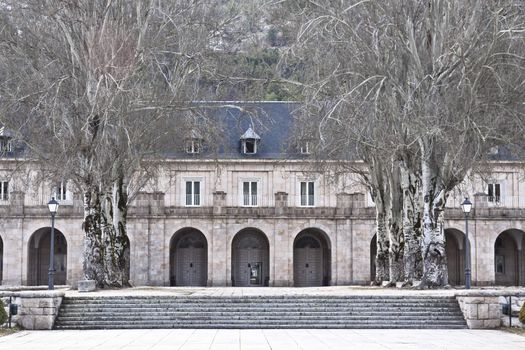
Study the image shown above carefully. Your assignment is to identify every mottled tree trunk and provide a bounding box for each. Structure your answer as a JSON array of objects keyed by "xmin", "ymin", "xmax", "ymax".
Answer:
[
  {"xmin": 387, "ymin": 164, "xmax": 404, "ymax": 283},
  {"xmin": 375, "ymin": 204, "xmax": 390, "ymax": 284},
  {"xmin": 400, "ymin": 161, "xmax": 423, "ymax": 283},
  {"xmin": 82, "ymin": 175, "xmax": 130, "ymax": 288},
  {"xmin": 82, "ymin": 184, "xmax": 105, "ymax": 286},
  {"xmin": 419, "ymin": 146, "xmax": 449, "ymax": 287},
  {"xmin": 369, "ymin": 158, "xmax": 390, "ymax": 285}
]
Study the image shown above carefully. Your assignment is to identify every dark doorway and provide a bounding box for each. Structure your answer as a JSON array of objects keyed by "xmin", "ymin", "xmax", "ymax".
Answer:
[
  {"xmin": 293, "ymin": 229, "xmax": 331, "ymax": 286},
  {"xmin": 231, "ymin": 229, "xmax": 269, "ymax": 287},
  {"xmin": 28, "ymin": 228, "xmax": 67, "ymax": 285},
  {"xmin": 170, "ymin": 228, "xmax": 208, "ymax": 286}
]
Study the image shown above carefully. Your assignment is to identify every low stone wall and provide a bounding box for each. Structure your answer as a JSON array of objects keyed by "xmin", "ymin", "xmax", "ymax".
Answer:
[
  {"xmin": 456, "ymin": 290, "xmax": 525, "ymax": 329},
  {"xmin": 0, "ymin": 291, "xmax": 64, "ymax": 330}
]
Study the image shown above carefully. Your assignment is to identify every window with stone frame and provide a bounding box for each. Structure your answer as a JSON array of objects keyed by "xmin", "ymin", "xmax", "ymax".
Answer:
[
  {"xmin": 55, "ymin": 180, "xmax": 68, "ymax": 201},
  {"xmin": 300, "ymin": 181, "xmax": 315, "ymax": 207},
  {"xmin": 487, "ymin": 183, "xmax": 501, "ymax": 203},
  {"xmin": 185, "ymin": 180, "xmax": 201, "ymax": 206},
  {"xmin": 242, "ymin": 181, "xmax": 258, "ymax": 206}
]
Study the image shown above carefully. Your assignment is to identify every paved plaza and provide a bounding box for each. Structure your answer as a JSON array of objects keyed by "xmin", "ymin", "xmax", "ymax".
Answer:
[{"xmin": 0, "ymin": 329, "xmax": 524, "ymax": 350}]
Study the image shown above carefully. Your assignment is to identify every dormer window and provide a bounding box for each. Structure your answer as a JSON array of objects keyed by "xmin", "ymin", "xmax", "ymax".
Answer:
[
  {"xmin": 0, "ymin": 138, "xmax": 12, "ymax": 153},
  {"xmin": 300, "ymin": 141, "xmax": 310, "ymax": 155},
  {"xmin": 185, "ymin": 130, "xmax": 203, "ymax": 154},
  {"xmin": 185, "ymin": 139, "xmax": 202, "ymax": 154},
  {"xmin": 240, "ymin": 127, "xmax": 260, "ymax": 155},
  {"xmin": 0, "ymin": 126, "xmax": 14, "ymax": 154}
]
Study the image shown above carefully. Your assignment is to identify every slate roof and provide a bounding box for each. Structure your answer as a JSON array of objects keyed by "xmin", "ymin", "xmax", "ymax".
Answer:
[{"xmin": 167, "ymin": 101, "xmax": 302, "ymax": 160}]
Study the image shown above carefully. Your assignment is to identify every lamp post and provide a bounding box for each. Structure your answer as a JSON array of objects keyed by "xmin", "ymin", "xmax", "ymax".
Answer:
[
  {"xmin": 461, "ymin": 197, "xmax": 472, "ymax": 289},
  {"xmin": 47, "ymin": 197, "xmax": 59, "ymax": 290}
]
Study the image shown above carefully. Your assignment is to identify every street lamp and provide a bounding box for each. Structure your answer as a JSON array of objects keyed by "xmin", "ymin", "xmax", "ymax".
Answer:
[
  {"xmin": 47, "ymin": 197, "xmax": 59, "ymax": 290},
  {"xmin": 461, "ymin": 197, "xmax": 472, "ymax": 289}
]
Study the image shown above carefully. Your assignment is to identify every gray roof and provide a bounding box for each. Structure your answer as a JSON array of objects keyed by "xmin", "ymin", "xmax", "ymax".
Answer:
[
  {"xmin": 240, "ymin": 127, "xmax": 261, "ymax": 140},
  {"xmin": 168, "ymin": 101, "xmax": 302, "ymax": 159}
]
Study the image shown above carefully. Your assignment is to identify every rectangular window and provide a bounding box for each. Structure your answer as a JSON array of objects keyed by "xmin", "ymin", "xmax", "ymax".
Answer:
[
  {"xmin": 300, "ymin": 181, "xmax": 314, "ymax": 206},
  {"xmin": 56, "ymin": 181, "xmax": 67, "ymax": 201},
  {"xmin": 487, "ymin": 183, "xmax": 501, "ymax": 203},
  {"xmin": 300, "ymin": 141, "xmax": 310, "ymax": 154},
  {"xmin": 0, "ymin": 181, "xmax": 8, "ymax": 200},
  {"xmin": 185, "ymin": 181, "xmax": 201, "ymax": 206},
  {"xmin": 243, "ymin": 140, "xmax": 257, "ymax": 154},
  {"xmin": 242, "ymin": 181, "xmax": 258, "ymax": 206},
  {"xmin": 0, "ymin": 138, "xmax": 12, "ymax": 153},
  {"xmin": 185, "ymin": 140, "xmax": 201, "ymax": 154}
]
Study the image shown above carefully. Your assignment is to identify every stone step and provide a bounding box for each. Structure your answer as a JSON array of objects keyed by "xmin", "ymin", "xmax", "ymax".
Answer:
[
  {"xmin": 56, "ymin": 320, "xmax": 466, "ymax": 329},
  {"xmin": 62, "ymin": 302, "xmax": 457, "ymax": 310},
  {"xmin": 57, "ymin": 310, "xmax": 463, "ymax": 317},
  {"xmin": 62, "ymin": 297, "xmax": 458, "ymax": 303},
  {"xmin": 62, "ymin": 300, "xmax": 459, "ymax": 305},
  {"xmin": 54, "ymin": 295, "xmax": 467, "ymax": 330}
]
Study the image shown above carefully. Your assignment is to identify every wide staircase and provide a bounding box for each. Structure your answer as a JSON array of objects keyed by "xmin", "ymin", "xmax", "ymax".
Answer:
[{"xmin": 54, "ymin": 295, "xmax": 467, "ymax": 329}]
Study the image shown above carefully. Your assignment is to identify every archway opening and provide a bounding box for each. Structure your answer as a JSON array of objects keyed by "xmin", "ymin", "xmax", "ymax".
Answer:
[
  {"xmin": 293, "ymin": 228, "xmax": 331, "ymax": 287},
  {"xmin": 445, "ymin": 229, "xmax": 468, "ymax": 286},
  {"xmin": 28, "ymin": 228, "xmax": 68, "ymax": 285},
  {"xmin": 231, "ymin": 228, "xmax": 269, "ymax": 287},
  {"xmin": 370, "ymin": 234, "xmax": 377, "ymax": 282},
  {"xmin": 169, "ymin": 228, "xmax": 208, "ymax": 286},
  {"xmin": 494, "ymin": 229, "xmax": 524, "ymax": 286}
]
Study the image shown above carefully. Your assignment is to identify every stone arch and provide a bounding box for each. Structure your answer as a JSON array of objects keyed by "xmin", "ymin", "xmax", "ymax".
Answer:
[
  {"xmin": 293, "ymin": 228, "xmax": 331, "ymax": 286},
  {"xmin": 27, "ymin": 227, "xmax": 68, "ymax": 286},
  {"xmin": 445, "ymin": 228, "xmax": 470, "ymax": 286},
  {"xmin": 169, "ymin": 228, "xmax": 208, "ymax": 286},
  {"xmin": 494, "ymin": 229, "xmax": 525, "ymax": 286},
  {"xmin": 231, "ymin": 228, "xmax": 269, "ymax": 287}
]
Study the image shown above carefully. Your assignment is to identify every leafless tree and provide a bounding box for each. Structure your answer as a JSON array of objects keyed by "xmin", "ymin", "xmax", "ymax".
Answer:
[
  {"xmin": 282, "ymin": 0, "xmax": 525, "ymax": 286},
  {"xmin": 0, "ymin": 0, "xmax": 254, "ymax": 287}
]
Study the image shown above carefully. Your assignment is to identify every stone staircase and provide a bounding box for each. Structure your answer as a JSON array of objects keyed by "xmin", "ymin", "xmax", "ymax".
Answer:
[{"xmin": 54, "ymin": 295, "xmax": 467, "ymax": 329}]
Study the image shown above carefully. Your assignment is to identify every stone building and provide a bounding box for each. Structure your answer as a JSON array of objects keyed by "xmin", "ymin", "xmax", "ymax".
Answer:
[{"xmin": 0, "ymin": 102, "xmax": 524, "ymax": 288}]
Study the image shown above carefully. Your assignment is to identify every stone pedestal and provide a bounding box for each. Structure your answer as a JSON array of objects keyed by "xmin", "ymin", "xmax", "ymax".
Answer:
[{"xmin": 78, "ymin": 280, "xmax": 97, "ymax": 292}]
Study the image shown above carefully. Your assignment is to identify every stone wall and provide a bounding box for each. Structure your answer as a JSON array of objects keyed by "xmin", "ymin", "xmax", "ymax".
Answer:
[
  {"xmin": 0, "ymin": 291, "xmax": 64, "ymax": 330},
  {"xmin": 456, "ymin": 290, "xmax": 525, "ymax": 329}
]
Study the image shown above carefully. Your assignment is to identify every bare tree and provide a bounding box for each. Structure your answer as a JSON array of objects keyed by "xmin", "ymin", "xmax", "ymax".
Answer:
[
  {"xmin": 0, "ymin": 0, "xmax": 251, "ymax": 287},
  {"xmin": 282, "ymin": 0, "xmax": 525, "ymax": 286}
]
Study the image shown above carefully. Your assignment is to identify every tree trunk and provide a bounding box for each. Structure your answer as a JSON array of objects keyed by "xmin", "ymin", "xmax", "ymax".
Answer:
[
  {"xmin": 375, "ymin": 204, "xmax": 390, "ymax": 284},
  {"xmin": 368, "ymin": 158, "xmax": 390, "ymax": 284},
  {"xmin": 419, "ymin": 145, "xmax": 449, "ymax": 287},
  {"xmin": 400, "ymin": 161, "xmax": 423, "ymax": 283},
  {"xmin": 82, "ymin": 176, "xmax": 130, "ymax": 288},
  {"xmin": 82, "ymin": 185, "xmax": 105, "ymax": 286},
  {"xmin": 387, "ymin": 164, "xmax": 404, "ymax": 283}
]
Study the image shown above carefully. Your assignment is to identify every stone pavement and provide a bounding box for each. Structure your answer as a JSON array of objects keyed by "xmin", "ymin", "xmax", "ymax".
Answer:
[{"xmin": 1, "ymin": 329, "xmax": 524, "ymax": 350}]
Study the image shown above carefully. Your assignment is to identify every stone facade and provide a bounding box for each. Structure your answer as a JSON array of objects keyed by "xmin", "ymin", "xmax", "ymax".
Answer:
[{"xmin": 0, "ymin": 157, "xmax": 523, "ymax": 289}]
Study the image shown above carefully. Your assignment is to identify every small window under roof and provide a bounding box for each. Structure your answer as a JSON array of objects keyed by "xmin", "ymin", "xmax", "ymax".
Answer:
[{"xmin": 240, "ymin": 127, "xmax": 260, "ymax": 155}]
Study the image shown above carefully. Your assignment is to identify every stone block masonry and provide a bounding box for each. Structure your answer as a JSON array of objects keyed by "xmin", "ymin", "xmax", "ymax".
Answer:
[
  {"xmin": 0, "ymin": 291, "xmax": 64, "ymax": 330},
  {"xmin": 456, "ymin": 290, "xmax": 525, "ymax": 329}
]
